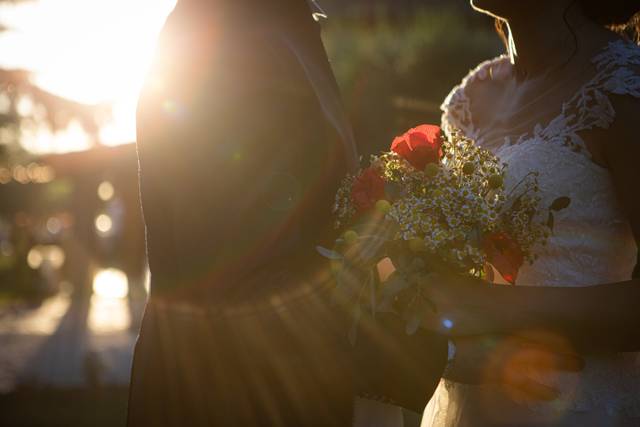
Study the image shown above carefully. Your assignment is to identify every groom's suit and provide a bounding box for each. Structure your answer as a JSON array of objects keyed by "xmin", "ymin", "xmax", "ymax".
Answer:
[{"xmin": 128, "ymin": 1, "xmax": 446, "ymax": 425}]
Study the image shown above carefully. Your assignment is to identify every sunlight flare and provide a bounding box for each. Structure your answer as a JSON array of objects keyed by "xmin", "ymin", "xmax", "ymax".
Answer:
[
  {"xmin": 0, "ymin": 0, "xmax": 177, "ymax": 151},
  {"xmin": 90, "ymin": 268, "xmax": 131, "ymax": 334},
  {"xmin": 92, "ymin": 268, "xmax": 129, "ymax": 299}
]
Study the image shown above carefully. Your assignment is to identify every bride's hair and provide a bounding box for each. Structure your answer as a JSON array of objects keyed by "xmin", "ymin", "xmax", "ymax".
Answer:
[
  {"xmin": 495, "ymin": 0, "xmax": 640, "ymax": 45},
  {"xmin": 582, "ymin": 0, "xmax": 640, "ymax": 41},
  {"xmin": 581, "ymin": 0, "xmax": 640, "ymax": 28}
]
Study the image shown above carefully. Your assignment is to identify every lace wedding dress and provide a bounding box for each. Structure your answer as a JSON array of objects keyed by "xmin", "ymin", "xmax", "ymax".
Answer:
[{"xmin": 422, "ymin": 39, "xmax": 640, "ymax": 426}]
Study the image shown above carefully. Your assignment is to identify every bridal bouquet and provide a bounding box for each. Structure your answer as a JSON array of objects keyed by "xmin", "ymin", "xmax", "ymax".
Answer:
[{"xmin": 318, "ymin": 124, "xmax": 569, "ymax": 341}]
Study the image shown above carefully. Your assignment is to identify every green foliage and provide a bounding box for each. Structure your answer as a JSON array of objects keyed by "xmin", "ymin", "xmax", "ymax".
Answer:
[{"xmin": 322, "ymin": 7, "xmax": 503, "ymax": 155}]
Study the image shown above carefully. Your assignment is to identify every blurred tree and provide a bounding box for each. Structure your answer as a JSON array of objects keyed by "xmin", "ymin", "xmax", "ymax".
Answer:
[
  {"xmin": 0, "ymin": 0, "xmax": 110, "ymax": 303},
  {"xmin": 319, "ymin": 0, "xmax": 481, "ymax": 24},
  {"xmin": 322, "ymin": 5, "xmax": 502, "ymax": 155},
  {"xmin": 0, "ymin": 0, "xmax": 108, "ymax": 165},
  {"xmin": 0, "ymin": 69, "xmax": 107, "ymax": 164}
]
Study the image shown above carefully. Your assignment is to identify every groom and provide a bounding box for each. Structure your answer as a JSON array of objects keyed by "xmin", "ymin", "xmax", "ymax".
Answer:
[{"xmin": 129, "ymin": 1, "xmax": 447, "ymax": 425}]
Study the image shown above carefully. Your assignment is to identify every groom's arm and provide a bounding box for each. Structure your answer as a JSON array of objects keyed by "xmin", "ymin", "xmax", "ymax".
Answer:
[{"xmin": 137, "ymin": 21, "xmax": 347, "ymax": 295}]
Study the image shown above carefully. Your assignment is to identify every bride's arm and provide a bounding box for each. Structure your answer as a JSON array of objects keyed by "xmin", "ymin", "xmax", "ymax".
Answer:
[
  {"xmin": 434, "ymin": 279, "xmax": 640, "ymax": 352},
  {"xmin": 422, "ymin": 94, "xmax": 640, "ymax": 353}
]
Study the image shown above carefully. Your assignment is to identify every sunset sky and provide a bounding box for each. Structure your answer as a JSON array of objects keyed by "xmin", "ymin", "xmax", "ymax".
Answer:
[{"xmin": 0, "ymin": 0, "xmax": 177, "ymax": 152}]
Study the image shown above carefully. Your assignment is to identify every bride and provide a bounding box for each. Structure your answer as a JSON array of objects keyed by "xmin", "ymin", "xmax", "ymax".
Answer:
[{"xmin": 420, "ymin": 0, "xmax": 640, "ymax": 426}]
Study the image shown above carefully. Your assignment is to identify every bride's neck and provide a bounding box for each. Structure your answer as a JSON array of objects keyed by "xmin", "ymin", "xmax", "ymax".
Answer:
[{"xmin": 504, "ymin": 5, "xmax": 602, "ymax": 80}]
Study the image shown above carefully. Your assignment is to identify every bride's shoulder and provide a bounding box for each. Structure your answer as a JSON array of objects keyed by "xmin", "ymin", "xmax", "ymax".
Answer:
[
  {"xmin": 441, "ymin": 55, "xmax": 510, "ymax": 134},
  {"xmin": 591, "ymin": 39, "xmax": 640, "ymax": 95},
  {"xmin": 593, "ymin": 38, "xmax": 640, "ymax": 68},
  {"xmin": 599, "ymin": 41, "xmax": 640, "ymax": 145}
]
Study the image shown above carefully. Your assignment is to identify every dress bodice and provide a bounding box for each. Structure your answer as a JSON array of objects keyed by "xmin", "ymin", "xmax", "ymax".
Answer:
[
  {"xmin": 427, "ymin": 39, "xmax": 640, "ymax": 422},
  {"xmin": 442, "ymin": 39, "xmax": 639, "ymax": 288}
]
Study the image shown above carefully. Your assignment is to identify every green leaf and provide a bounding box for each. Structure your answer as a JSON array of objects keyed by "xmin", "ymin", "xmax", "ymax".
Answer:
[
  {"xmin": 405, "ymin": 311, "xmax": 421, "ymax": 335},
  {"xmin": 380, "ymin": 272, "xmax": 410, "ymax": 300},
  {"xmin": 403, "ymin": 297, "xmax": 425, "ymax": 336},
  {"xmin": 369, "ymin": 273, "xmax": 377, "ymax": 316},
  {"xmin": 392, "ymin": 253, "xmax": 411, "ymax": 271},
  {"xmin": 511, "ymin": 197, "xmax": 522, "ymax": 212},
  {"xmin": 376, "ymin": 298, "xmax": 396, "ymax": 313},
  {"xmin": 355, "ymin": 236, "xmax": 387, "ymax": 262},
  {"xmin": 550, "ymin": 197, "xmax": 571, "ymax": 211},
  {"xmin": 316, "ymin": 246, "xmax": 342, "ymax": 260},
  {"xmin": 331, "ymin": 268, "xmax": 360, "ymax": 304},
  {"xmin": 348, "ymin": 305, "xmax": 362, "ymax": 346}
]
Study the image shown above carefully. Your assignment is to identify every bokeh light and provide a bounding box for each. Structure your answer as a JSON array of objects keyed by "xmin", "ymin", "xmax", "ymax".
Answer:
[
  {"xmin": 92, "ymin": 268, "xmax": 129, "ymax": 299},
  {"xmin": 46, "ymin": 217, "xmax": 62, "ymax": 234},
  {"xmin": 97, "ymin": 181, "xmax": 115, "ymax": 201},
  {"xmin": 26, "ymin": 245, "xmax": 65, "ymax": 269},
  {"xmin": 94, "ymin": 213, "xmax": 113, "ymax": 235},
  {"xmin": 26, "ymin": 247, "xmax": 43, "ymax": 269}
]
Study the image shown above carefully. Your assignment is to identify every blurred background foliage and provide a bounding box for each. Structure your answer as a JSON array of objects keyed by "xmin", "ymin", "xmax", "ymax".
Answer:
[{"xmin": 321, "ymin": 0, "xmax": 502, "ymax": 155}]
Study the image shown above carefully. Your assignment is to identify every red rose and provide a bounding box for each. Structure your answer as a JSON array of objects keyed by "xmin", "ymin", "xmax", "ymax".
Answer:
[
  {"xmin": 391, "ymin": 124, "xmax": 444, "ymax": 170},
  {"xmin": 351, "ymin": 167, "xmax": 386, "ymax": 213},
  {"xmin": 482, "ymin": 232, "xmax": 524, "ymax": 285}
]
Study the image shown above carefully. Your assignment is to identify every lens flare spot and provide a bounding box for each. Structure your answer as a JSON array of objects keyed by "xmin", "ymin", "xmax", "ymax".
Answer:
[
  {"xmin": 95, "ymin": 214, "xmax": 113, "ymax": 234},
  {"xmin": 47, "ymin": 246, "xmax": 65, "ymax": 269},
  {"xmin": 97, "ymin": 181, "xmax": 115, "ymax": 201},
  {"xmin": 162, "ymin": 99, "xmax": 177, "ymax": 114},
  {"xmin": 27, "ymin": 245, "xmax": 65, "ymax": 269},
  {"xmin": 46, "ymin": 217, "xmax": 62, "ymax": 234},
  {"xmin": 27, "ymin": 247, "xmax": 43, "ymax": 269}
]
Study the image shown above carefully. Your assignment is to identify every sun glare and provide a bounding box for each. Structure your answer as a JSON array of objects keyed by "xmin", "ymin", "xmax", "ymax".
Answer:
[
  {"xmin": 93, "ymin": 268, "xmax": 129, "ymax": 299},
  {"xmin": 89, "ymin": 268, "xmax": 131, "ymax": 334},
  {"xmin": 0, "ymin": 0, "xmax": 177, "ymax": 152}
]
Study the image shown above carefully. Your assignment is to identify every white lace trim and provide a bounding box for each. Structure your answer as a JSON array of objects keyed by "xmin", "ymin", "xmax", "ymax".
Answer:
[
  {"xmin": 440, "ymin": 55, "xmax": 508, "ymax": 141},
  {"xmin": 442, "ymin": 39, "xmax": 640, "ymax": 157}
]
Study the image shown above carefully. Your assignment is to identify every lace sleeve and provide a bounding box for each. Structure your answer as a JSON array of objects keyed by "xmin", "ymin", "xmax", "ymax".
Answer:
[
  {"xmin": 602, "ymin": 65, "xmax": 640, "ymax": 97},
  {"xmin": 550, "ymin": 40, "xmax": 640, "ymax": 152},
  {"xmin": 441, "ymin": 55, "xmax": 509, "ymax": 139},
  {"xmin": 594, "ymin": 39, "xmax": 640, "ymax": 98}
]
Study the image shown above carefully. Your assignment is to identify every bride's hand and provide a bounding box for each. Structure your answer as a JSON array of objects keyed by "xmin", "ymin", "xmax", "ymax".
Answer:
[
  {"xmin": 447, "ymin": 335, "xmax": 584, "ymax": 402},
  {"xmin": 417, "ymin": 270, "xmax": 493, "ymax": 335}
]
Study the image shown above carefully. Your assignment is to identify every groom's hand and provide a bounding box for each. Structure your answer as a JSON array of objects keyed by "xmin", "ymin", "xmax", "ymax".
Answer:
[{"xmin": 446, "ymin": 335, "xmax": 584, "ymax": 402}]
